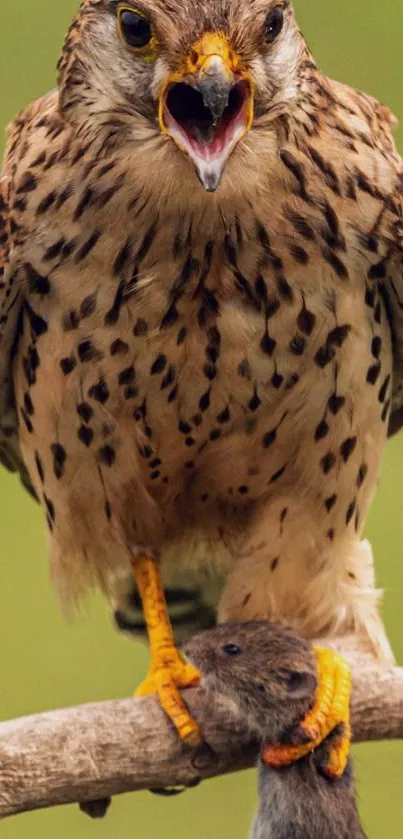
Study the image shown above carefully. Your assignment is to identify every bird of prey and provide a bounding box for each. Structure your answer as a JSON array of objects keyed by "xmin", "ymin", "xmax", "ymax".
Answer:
[{"xmin": 1, "ymin": 0, "xmax": 402, "ymax": 756}]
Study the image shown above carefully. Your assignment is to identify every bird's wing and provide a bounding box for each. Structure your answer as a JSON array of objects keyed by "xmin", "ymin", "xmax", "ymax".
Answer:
[
  {"xmin": 0, "ymin": 123, "xmax": 36, "ymax": 499},
  {"xmin": 353, "ymin": 94, "xmax": 403, "ymax": 439},
  {"xmin": 382, "ymin": 163, "xmax": 403, "ymax": 438}
]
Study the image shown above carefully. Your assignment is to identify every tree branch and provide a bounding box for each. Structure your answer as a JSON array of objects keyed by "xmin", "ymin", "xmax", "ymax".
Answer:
[{"xmin": 0, "ymin": 638, "xmax": 402, "ymax": 819}]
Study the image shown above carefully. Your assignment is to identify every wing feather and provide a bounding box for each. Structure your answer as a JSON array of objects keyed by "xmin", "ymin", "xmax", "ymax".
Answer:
[
  {"xmin": 381, "ymin": 169, "xmax": 403, "ymax": 437},
  {"xmin": 0, "ymin": 135, "xmax": 36, "ymax": 498}
]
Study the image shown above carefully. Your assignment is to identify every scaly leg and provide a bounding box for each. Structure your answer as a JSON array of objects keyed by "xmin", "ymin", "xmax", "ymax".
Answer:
[
  {"xmin": 133, "ymin": 554, "xmax": 202, "ymax": 746},
  {"xmin": 262, "ymin": 647, "xmax": 351, "ymax": 779}
]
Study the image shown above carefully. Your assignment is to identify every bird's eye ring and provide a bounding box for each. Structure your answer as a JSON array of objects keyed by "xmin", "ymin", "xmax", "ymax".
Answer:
[
  {"xmin": 118, "ymin": 7, "xmax": 153, "ymax": 50},
  {"xmin": 264, "ymin": 6, "xmax": 285, "ymax": 43},
  {"xmin": 223, "ymin": 643, "xmax": 242, "ymax": 656}
]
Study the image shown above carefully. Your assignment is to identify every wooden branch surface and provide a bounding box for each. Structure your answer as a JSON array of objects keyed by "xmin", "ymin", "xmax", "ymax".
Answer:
[{"xmin": 1, "ymin": 639, "xmax": 403, "ymax": 819}]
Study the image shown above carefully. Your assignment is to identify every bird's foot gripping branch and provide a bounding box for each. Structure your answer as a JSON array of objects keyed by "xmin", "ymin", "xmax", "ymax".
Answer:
[
  {"xmin": 132, "ymin": 553, "xmax": 202, "ymax": 746},
  {"xmin": 263, "ymin": 647, "xmax": 351, "ymax": 779}
]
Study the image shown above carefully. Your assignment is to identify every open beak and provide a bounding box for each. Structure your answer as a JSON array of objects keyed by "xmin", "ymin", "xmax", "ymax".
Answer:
[{"xmin": 159, "ymin": 33, "xmax": 254, "ymax": 192}]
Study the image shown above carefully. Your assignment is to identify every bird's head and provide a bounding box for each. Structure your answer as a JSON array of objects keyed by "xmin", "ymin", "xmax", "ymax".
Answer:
[{"xmin": 59, "ymin": 0, "xmax": 307, "ymax": 192}]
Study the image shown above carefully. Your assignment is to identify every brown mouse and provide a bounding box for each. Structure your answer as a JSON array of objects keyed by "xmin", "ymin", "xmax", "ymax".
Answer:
[{"xmin": 185, "ymin": 622, "xmax": 367, "ymax": 839}]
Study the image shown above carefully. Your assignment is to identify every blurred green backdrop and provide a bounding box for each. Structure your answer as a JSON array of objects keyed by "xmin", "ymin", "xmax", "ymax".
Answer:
[{"xmin": 1, "ymin": 0, "xmax": 403, "ymax": 836}]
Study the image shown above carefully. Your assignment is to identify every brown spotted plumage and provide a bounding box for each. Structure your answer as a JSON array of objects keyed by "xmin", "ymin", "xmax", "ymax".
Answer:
[{"xmin": 1, "ymin": 0, "xmax": 402, "ymax": 663}]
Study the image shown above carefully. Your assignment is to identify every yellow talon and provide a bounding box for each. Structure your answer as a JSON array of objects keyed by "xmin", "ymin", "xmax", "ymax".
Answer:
[
  {"xmin": 135, "ymin": 654, "xmax": 202, "ymax": 745},
  {"xmin": 262, "ymin": 647, "xmax": 352, "ymax": 779},
  {"xmin": 132, "ymin": 554, "xmax": 202, "ymax": 746}
]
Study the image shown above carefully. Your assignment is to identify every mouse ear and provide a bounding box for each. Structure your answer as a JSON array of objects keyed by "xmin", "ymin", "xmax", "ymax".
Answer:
[{"xmin": 286, "ymin": 670, "xmax": 317, "ymax": 700}]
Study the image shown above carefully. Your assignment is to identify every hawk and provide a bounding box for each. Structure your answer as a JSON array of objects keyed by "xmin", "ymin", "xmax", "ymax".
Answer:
[{"xmin": 1, "ymin": 0, "xmax": 401, "ymax": 758}]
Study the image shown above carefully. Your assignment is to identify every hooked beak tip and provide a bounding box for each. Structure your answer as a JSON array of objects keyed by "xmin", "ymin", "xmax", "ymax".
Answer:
[{"xmin": 198, "ymin": 170, "xmax": 221, "ymax": 192}]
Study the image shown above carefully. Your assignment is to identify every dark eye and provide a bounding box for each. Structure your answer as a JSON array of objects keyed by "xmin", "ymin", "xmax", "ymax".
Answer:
[
  {"xmin": 223, "ymin": 643, "xmax": 242, "ymax": 656},
  {"xmin": 264, "ymin": 6, "xmax": 284, "ymax": 43},
  {"xmin": 118, "ymin": 8, "xmax": 152, "ymax": 49}
]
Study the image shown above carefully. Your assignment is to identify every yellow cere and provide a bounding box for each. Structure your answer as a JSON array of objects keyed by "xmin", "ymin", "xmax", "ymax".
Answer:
[{"xmin": 158, "ymin": 31, "xmax": 254, "ymax": 136}]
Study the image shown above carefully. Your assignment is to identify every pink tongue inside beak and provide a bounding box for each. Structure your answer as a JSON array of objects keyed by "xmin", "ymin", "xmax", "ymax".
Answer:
[{"xmin": 164, "ymin": 79, "xmax": 251, "ymax": 191}]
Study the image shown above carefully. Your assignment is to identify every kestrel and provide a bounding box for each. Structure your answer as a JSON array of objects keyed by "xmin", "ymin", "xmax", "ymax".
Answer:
[{"xmin": 1, "ymin": 0, "xmax": 402, "ymax": 756}]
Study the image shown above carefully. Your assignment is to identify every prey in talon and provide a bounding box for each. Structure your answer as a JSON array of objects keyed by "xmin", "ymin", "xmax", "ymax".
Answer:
[
  {"xmin": 2, "ymin": 0, "xmax": 402, "ymax": 750},
  {"xmin": 263, "ymin": 646, "xmax": 352, "ymax": 779},
  {"xmin": 185, "ymin": 622, "xmax": 366, "ymax": 839}
]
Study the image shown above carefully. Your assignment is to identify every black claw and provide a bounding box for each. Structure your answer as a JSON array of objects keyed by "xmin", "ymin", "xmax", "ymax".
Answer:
[
  {"xmin": 314, "ymin": 723, "xmax": 349, "ymax": 781},
  {"xmin": 79, "ymin": 797, "xmax": 112, "ymax": 819},
  {"xmin": 149, "ymin": 778, "xmax": 200, "ymax": 796},
  {"xmin": 191, "ymin": 740, "xmax": 219, "ymax": 770},
  {"xmin": 186, "ymin": 776, "xmax": 202, "ymax": 789},
  {"xmin": 283, "ymin": 724, "xmax": 313, "ymax": 746},
  {"xmin": 114, "ymin": 608, "xmax": 147, "ymax": 634},
  {"xmin": 149, "ymin": 786, "xmax": 187, "ymax": 796}
]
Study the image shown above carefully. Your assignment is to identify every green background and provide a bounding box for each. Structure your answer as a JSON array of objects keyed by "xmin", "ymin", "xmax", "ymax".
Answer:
[{"xmin": 1, "ymin": 1, "xmax": 403, "ymax": 836}]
